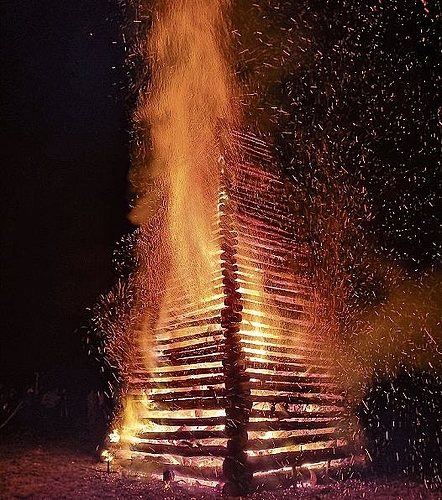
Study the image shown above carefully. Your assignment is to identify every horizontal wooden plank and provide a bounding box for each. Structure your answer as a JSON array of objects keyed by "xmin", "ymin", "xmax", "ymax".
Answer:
[
  {"xmin": 157, "ymin": 337, "xmax": 225, "ymax": 352},
  {"xmin": 137, "ymin": 430, "xmax": 226, "ymax": 440},
  {"xmin": 132, "ymin": 442, "xmax": 227, "ymax": 457},
  {"xmin": 145, "ymin": 397, "xmax": 227, "ymax": 411},
  {"xmin": 247, "ymin": 445, "xmax": 352, "ymax": 472},
  {"xmin": 162, "ymin": 343, "xmax": 223, "ymax": 357},
  {"xmin": 246, "ymin": 381, "xmax": 340, "ymax": 394},
  {"xmin": 250, "ymin": 409, "xmax": 342, "ymax": 419},
  {"xmin": 147, "ymin": 388, "xmax": 226, "ymax": 402},
  {"xmin": 244, "ymin": 354, "xmax": 332, "ymax": 370},
  {"xmin": 156, "ymin": 352, "xmax": 224, "ymax": 367},
  {"xmin": 130, "ymin": 375, "xmax": 225, "ymax": 390},
  {"xmin": 155, "ymin": 328, "xmax": 224, "ymax": 345},
  {"xmin": 250, "ymin": 394, "xmax": 344, "ymax": 405},
  {"xmin": 247, "ymin": 431, "xmax": 336, "ymax": 451},
  {"xmin": 247, "ymin": 419, "xmax": 339, "ymax": 432},
  {"xmin": 156, "ymin": 315, "xmax": 222, "ymax": 332},
  {"xmin": 247, "ymin": 371, "xmax": 335, "ymax": 385},
  {"xmin": 141, "ymin": 416, "xmax": 226, "ymax": 427},
  {"xmin": 149, "ymin": 366, "xmax": 224, "ymax": 378},
  {"xmin": 127, "ymin": 457, "xmax": 223, "ymax": 481},
  {"xmin": 246, "ymin": 360, "xmax": 331, "ymax": 374}
]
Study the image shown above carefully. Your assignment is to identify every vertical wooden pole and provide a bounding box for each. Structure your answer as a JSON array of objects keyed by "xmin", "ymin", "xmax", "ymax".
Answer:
[{"xmin": 219, "ymin": 177, "xmax": 252, "ymax": 496}]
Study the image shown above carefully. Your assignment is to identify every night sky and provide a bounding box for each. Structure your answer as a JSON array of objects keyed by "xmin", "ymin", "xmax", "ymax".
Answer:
[
  {"xmin": 0, "ymin": 1, "xmax": 440, "ymax": 388},
  {"xmin": 0, "ymin": 1, "xmax": 131, "ymax": 383}
]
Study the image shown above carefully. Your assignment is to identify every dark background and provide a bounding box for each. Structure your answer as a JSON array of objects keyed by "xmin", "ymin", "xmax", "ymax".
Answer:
[{"xmin": 0, "ymin": 1, "xmax": 131, "ymax": 386}]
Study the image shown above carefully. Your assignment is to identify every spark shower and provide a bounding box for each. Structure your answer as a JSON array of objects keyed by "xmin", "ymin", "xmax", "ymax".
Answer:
[{"xmin": 87, "ymin": 0, "xmax": 441, "ymax": 494}]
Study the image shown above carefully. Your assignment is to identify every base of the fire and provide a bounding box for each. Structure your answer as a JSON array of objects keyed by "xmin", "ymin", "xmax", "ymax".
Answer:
[
  {"xmin": 103, "ymin": 433, "xmax": 364, "ymax": 495},
  {"xmin": 102, "ymin": 401, "xmax": 364, "ymax": 496}
]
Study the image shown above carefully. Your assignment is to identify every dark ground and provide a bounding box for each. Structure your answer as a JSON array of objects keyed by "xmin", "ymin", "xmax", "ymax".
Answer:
[
  {"xmin": 1, "ymin": 430, "xmax": 441, "ymax": 500},
  {"xmin": 1, "ymin": 373, "xmax": 441, "ymax": 499}
]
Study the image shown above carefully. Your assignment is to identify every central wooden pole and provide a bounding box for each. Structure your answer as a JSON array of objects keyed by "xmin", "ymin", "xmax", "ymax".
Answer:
[{"xmin": 219, "ymin": 174, "xmax": 252, "ymax": 496}]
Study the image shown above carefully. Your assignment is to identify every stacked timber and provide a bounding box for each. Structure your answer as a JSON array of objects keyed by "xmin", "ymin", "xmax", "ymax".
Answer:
[
  {"xmin": 118, "ymin": 134, "xmax": 357, "ymax": 493},
  {"xmin": 124, "ymin": 219, "xmax": 228, "ymax": 481},
  {"xmin": 225, "ymin": 135, "xmax": 353, "ymax": 490}
]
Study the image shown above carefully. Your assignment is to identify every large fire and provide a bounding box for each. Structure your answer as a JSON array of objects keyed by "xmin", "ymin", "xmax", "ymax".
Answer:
[{"xmin": 99, "ymin": 0, "xmax": 361, "ymax": 495}]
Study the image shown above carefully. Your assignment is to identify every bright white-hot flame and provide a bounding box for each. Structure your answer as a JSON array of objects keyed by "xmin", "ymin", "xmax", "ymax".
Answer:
[
  {"xmin": 109, "ymin": 429, "xmax": 120, "ymax": 443},
  {"xmin": 101, "ymin": 450, "xmax": 114, "ymax": 462}
]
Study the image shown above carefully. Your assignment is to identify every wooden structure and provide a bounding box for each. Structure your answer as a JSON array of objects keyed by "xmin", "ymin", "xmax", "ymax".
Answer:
[{"xmin": 115, "ymin": 134, "xmax": 356, "ymax": 495}]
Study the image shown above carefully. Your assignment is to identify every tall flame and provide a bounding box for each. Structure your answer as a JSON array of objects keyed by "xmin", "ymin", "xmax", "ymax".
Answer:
[
  {"xmin": 130, "ymin": 0, "xmax": 238, "ymax": 307},
  {"xmin": 123, "ymin": 0, "xmax": 240, "ymax": 420}
]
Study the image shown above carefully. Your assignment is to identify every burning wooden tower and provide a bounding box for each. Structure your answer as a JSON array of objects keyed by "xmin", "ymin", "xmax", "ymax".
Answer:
[
  {"xmin": 106, "ymin": 134, "xmax": 358, "ymax": 493},
  {"xmin": 99, "ymin": 1, "xmax": 360, "ymax": 495}
]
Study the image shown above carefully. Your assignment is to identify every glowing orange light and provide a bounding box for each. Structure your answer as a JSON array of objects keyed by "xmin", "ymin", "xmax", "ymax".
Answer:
[{"xmin": 100, "ymin": 0, "xmax": 362, "ymax": 491}]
